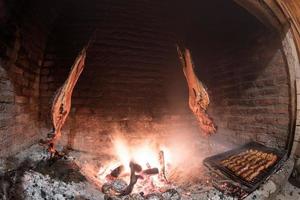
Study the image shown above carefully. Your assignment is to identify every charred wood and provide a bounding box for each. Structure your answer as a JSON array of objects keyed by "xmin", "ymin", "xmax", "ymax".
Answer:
[
  {"xmin": 110, "ymin": 165, "xmax": 124, "ymax": 178},
  {"xmin": 142, "ymin": 168, "xmax": 159, "ymax": 175},
  {"xmin": 159, "ymin": 150, "xmax": 168, "ymax": 182},
  {"xmin": 119, "ymin": 161, "xmax": 143, "ymax": 196},
  {"xmin": 130, "ymin": 162, "xmax": 142, "ymax": 173}
]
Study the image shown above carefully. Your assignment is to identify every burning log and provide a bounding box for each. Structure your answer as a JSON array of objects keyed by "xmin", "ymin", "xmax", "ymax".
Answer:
[
  {"xmin": 40, "ymin": 46, "xmax": 87, "ymax": 156},
  {"xmin": 142, "ymin": 168, "xmax": 159, "ymax": 175},
  {"xmin": 177, "ymin": 46, "xmax": 216, "ymax": 135},
  {"xmin": 118, "ymin": 161, "xmax": 143, "ymax": 196},
  {"xmin": 159, "ymin": 150, "xmax": 168, "ymax": 183},
  {"xmin": 110, "ymin": 165, "xmax": 124, "ymax": 178},
  {"xmin": 130, "ymin": 162, "xmax": 142, "ymax": 173}
]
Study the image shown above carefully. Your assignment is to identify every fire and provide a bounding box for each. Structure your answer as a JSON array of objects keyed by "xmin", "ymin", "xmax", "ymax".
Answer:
[
  {"xmin": 113, "ymin": 137, "xmax": 169, "ymax": 173},
  {"xmin": 98, "ymin": 136, "xmax": 172, "ymax": 195},
  {"xmin": 132, "ymin": 145, "xmax": 160, "ymax": 169},
  {"xmin": 113, "ymin": 138, "xmax": 131, "ymax": 171}
]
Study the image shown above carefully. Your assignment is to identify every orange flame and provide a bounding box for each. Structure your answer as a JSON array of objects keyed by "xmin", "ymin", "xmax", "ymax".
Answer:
[
  {"xmin": 98, "ymin": 136, "xmax": 172, "ymax": 190},
  {"xmin": 112, "ymin": 137, "xmax": 168, "ymax": 172}
]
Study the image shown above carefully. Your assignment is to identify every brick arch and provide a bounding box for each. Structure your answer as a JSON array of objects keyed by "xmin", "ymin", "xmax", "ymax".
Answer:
[
  {"xmin": 0, "ymin": 0, "xmax": 60, "ymax": 157},
  {"xmin": 0, "ymin": 29, "xmax": 45, "ymax": 157},
  {"xmin": 234, "ymin": 0, "xmax": 300, "ymax": 159},
  {"xmin": 37, "ymin": 0, "xmax": 294, "ymax": 156}
]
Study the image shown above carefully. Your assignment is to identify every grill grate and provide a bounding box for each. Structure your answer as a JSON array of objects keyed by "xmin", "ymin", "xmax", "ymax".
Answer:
[{"xmin": 203, "ymin": 142, "xmax": 287, "ymax": 196}]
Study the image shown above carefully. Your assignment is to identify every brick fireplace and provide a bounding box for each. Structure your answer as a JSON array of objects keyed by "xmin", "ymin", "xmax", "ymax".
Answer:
[
  {"xmin": 0, "ymin": 0, "xmax": 59, "ymax": 156},
  {"xmin": 36, "ymin": 0, "xmax": 292, "ymax": 155},
  {"xmin": 1, "ymin": 0, "xmax": 300, "ymax": 199}
]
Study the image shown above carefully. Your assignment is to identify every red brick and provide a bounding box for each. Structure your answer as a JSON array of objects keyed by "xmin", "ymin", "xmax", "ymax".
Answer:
[
  {"xmin": 15, "ymin": 95, "xmax": 29, "ymax": 104},
  {"xmin": 10, "ymin": 64, "xmax": 23, "ymax": 74},
  {"xmin": 0, "ymin": 95, "xmax": 14, "ymax": 103}
]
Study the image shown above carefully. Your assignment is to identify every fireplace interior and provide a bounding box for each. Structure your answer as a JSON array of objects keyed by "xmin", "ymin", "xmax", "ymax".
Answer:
[{"xmin": 0, "ymin": 0, "xmax": 300, "ymax": 200}]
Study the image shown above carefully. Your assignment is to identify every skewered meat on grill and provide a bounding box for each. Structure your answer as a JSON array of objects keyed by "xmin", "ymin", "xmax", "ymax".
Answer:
[{"xmin": 220, "ymin": 149, "xmax": 278, "ymax": 181}]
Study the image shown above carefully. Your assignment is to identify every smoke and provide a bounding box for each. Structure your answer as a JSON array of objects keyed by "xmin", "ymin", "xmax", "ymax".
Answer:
[{"xmin": 103, "ymin": 122, "xmax": 235, "ymax": 184}]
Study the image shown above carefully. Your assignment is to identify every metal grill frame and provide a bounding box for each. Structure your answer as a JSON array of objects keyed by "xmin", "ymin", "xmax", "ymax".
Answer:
[{"xmin": 203, "ymin": 142, "xmax": 287, "ymax": 191}]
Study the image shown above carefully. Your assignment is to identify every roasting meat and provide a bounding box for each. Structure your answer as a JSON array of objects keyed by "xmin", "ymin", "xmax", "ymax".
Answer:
[
  {"xmin": 221, "ymin": 149, "xmax": 278, "ymax": 182},
  {"xmin": 177, "ymin": 46, "xmax": 216, "ymax": 135}
]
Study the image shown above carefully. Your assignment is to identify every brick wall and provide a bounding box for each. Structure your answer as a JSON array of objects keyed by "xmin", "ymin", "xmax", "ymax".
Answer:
[
  {"xmin": 38, "ymin": 0, "xmax": 291, "ymax": 154},
  {"xmin": 0, "ymin": 0, "xmax": 59, "ymax": 156},
  {"xmin": 0, "ymin": 0, "xmax": 293, "ymax": 157},
  {"xmin": 39, "ymin": 0, "xmax": 194, "ymax": 154},
  {"xmin": 197, "ymin": 32, "xmax": 290, "ymax": 149}
]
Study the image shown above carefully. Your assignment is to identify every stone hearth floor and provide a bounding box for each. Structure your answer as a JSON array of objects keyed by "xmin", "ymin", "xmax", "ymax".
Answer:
[
  {"xmin": 276, "ymin": 182, "xmax": 300, "ymax": 200},
  {"xmin": 1, "ymin": 164, "xmax": 299, "ymax": 200},
  {"xmin": 0, "ymin": 144, "xmax": 298, "ymax": 200}
]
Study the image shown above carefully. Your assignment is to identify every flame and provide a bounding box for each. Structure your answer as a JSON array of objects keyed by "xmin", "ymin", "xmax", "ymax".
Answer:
[
  {"xmin": 97, "ymin": 132, "xmax": 213, "ymax": 195},
  {"xmin": 132, "ymin": 145, "xmax": 160, "ymax": 168},
  {"xmin": 112, "ymin": 137, "xmax": 165, "ymax": 172},
  {"xmin": 114, "ymin": 138, "xmax": 131, "ymax": 171},
  {"xmin": 98, "ymin": 135, "xmax": 172, "ymax": 190}
]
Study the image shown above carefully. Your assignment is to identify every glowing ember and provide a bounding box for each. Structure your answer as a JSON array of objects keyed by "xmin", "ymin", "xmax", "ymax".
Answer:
[{"xmin": 98, "ymin": 136, "xmax": 172, "ymax": 196}]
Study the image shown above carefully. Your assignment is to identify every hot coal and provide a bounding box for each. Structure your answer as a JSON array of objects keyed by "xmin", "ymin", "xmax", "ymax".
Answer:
[
  {"xmin": 102, "ymin": 179, "xmax": 129, "ymax": 196},
  {"xmin": 144, "ymin": 193, "xmax": 163, "ymax": 200},
  {"xmin": 1, "ymin": 143, "xmax": 293, "ymax": 200},
  {"xmin": 102, "ymin": 157, "xmax": 168, "ymax": 197},
  {"xmin": 112, "ymin": 179, "xmax": 128, "ymax": 193},
  {"xmin": 102, "ymin": 162, "xmax": 158, "ymax": 197},
  {"xmin": 161, "ymin": 189, "xmax": 181, "ymax": 200},
  {"xmin": 102, "ymin": 183, "xmax": 113, "ymax": 194}
]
